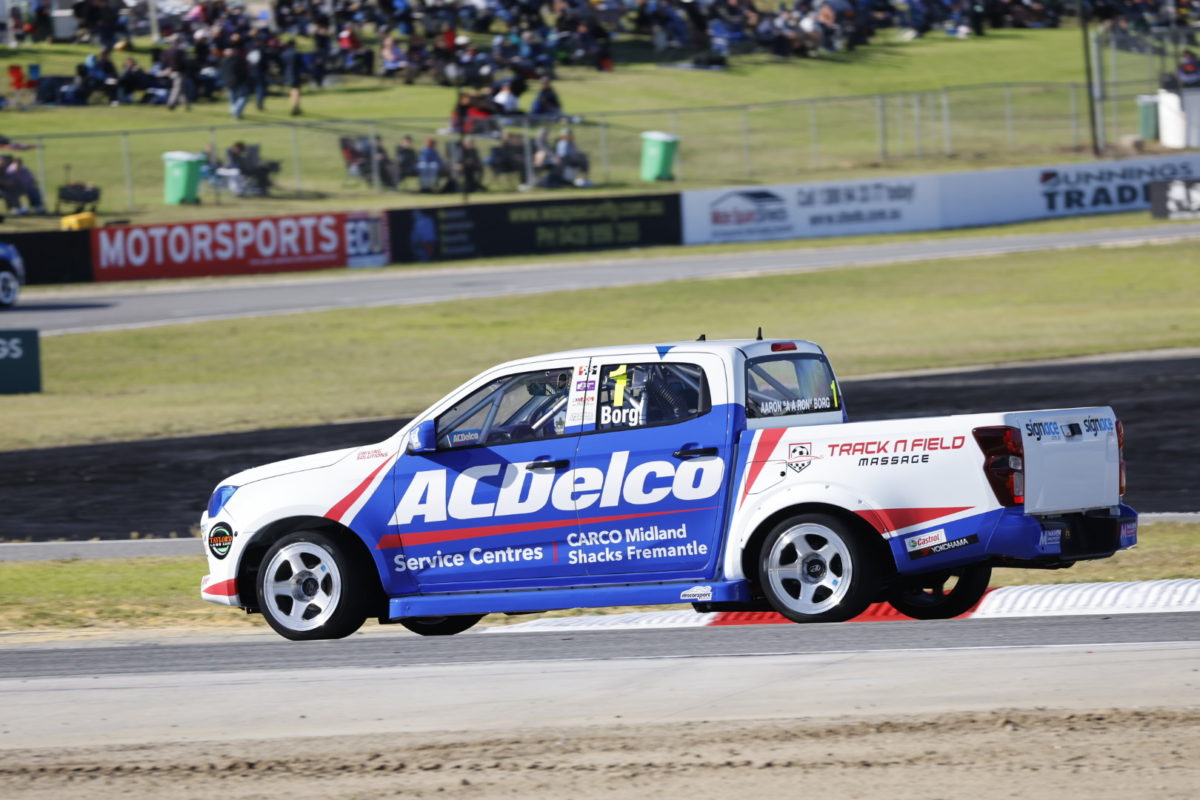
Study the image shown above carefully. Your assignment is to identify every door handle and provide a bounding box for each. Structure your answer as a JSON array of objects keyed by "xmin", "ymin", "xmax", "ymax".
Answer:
[
  {"xmin": 529, "ymin": 459, "xmax": 570, "ymax": 470},
  {"xmin": 673, "ymin": 447, "xmax": 718, "ymax": 459}
]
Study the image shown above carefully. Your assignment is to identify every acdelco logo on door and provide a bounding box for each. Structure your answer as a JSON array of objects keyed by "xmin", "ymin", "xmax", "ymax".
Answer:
[
  {"xmin": 387, "ymin": 451, "xmax": 725, "ymax": 528},
  {"xmin": 90, "ymin": 214, "xmax": 348, "ymax": 280}
]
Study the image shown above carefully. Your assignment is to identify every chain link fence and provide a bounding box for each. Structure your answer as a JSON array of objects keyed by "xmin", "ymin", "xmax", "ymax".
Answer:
[{"xmin": 29, "ymin": 81, "xmax": 1163, "ymax": 215}]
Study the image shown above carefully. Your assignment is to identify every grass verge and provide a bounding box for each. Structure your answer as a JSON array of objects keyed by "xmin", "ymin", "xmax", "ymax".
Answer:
[
  {"xmin": 1, "ymin": 523, "xmax": 1192, "ymax": 635},
  {"xmin": 4, "ymin": 238, "xmax": 1199, "ymax": 450}
]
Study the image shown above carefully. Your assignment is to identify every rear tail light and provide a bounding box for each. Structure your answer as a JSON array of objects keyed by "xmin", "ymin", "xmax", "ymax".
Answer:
[
  {"xmin": 1116, "ymin": 419, "xmax": 1126, "ymax": 497},
  {"xmin": 973, "ymin": 426, "xmax": 1025, "ymax": 507}
]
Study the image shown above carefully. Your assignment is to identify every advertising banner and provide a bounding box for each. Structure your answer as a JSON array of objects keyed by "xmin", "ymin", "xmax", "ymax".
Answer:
[
  {"xmin": 90, "ymin": 211, "xmax": 390, "ymax": 281},
  {"xmin": 938, "ymin": 154, "xmax": 1200, "ymax": 228},
  {"xmin": 0, "ymin": 330, "xmax": 40, "ymax": 394},
  {"xmin": 681, "ymin": 177, "xmax": 941, "ymax": 245},
  {"xmin": 682, "ymin": 154, "xmax": 1200, "ymax": 245},
  {"xmin": 389, "ymin": 194, "xmax": 681, "ymax": 263},
  {"xmin": 2, "ymin": 231, "xmax": 93, "ymax": 286}
]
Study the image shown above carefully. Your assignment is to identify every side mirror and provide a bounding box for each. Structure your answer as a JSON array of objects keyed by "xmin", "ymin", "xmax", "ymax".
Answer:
[{"xmin": 406, "ymin": 419, "xmax": 438, "ymax": 454}]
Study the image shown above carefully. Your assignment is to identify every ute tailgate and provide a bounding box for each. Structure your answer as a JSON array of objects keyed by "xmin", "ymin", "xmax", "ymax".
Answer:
[{"xmin": 1006, "ymin": 407, "xmax": 1121, "ymax": 515}]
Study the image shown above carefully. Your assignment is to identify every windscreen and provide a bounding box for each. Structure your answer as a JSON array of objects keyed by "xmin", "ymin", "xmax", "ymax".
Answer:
[{"xmin": 744, "ymin": 353, "xmax": 841, "ymax": 419}]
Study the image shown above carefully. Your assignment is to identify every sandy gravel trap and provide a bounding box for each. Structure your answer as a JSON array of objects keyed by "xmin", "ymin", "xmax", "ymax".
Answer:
[{"xmin": 2, "ymin": 709, "xmax": 1197, "ymax": 799}]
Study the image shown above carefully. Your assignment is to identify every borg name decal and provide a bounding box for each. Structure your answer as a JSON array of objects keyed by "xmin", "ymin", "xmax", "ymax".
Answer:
[{"xmin": 388, "ymin": 451, "xmax": 725, "ymax": 526}]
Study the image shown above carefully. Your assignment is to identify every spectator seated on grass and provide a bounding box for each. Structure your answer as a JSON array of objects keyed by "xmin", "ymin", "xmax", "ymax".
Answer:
[
  {"xmin": 417, "ymin": 136, "xmax": 448, "ymax": 192},
  {"xmin": 76, "ymin": 47, "xmax": 119, "ymax": 105},
  {"xmin": 487, "ymin": 130, "xmax": 527, "ymax": 185},
  {"xmin": 395, "ymin": 135, "xmax": 419, "ymax": 186},
  {"xmin": 554, "ymin": 128, "xmax": 592, "ymax": 187},
  {"xmin": 338, "ymin": 23, "xmax": 376, "ymax": 75},
  {"xmin": 220, "ymin": 141, "xmax": 280, "ymax": 196},
  {"xmin": 0, "ymin": 156, "xmax": 46, "ymax": 215},
  {"xmin": 448, "ymin": 136, "xmax": 486, "ymax": 193}
]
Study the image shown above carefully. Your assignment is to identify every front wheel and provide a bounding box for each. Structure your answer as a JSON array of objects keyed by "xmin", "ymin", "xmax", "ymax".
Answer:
[
  {"xmin": 758, "ymin": 513, "xmax": 880, "ymax": 623},
  {"xmin": 887, "ymin": 565, "xmax": 992, "ymax": 620},
  {"xmin": 0, "ymin": 269, "xmax": 19, "ymax": 309},
  {"xmin": 397, "ymin": 615, "xmax": 484, "ymax": 636},
  {"xmin": 256, "ymin": 531, "xmax": 369, "ymax": 641}
]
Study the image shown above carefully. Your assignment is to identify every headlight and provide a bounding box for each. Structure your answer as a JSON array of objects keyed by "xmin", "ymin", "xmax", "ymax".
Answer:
[{"xmin": 207, "ymin": 485, "xmax": 238, "ymax": 518}]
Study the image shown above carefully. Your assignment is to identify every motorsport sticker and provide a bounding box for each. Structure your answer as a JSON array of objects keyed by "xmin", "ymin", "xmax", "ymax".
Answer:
[
  {"xmin": 680, "ymin": 585, "xmax": 714, "ymax": 602},
  {"xmin": 208, "ymin": 523, "xmax": 234, "ymax": 559},
  {"xmin": 787, "ymin": 442, "xmax": 818, "ymax": 473},
  {"xmin": 907, "ymin": 532, "xmax": 979, "ymax": 560}
]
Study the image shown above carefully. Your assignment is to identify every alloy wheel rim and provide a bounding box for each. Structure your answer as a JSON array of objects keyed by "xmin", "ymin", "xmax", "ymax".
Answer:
[
  {"xmin": 766, "ymin": 523, "xmax": 852, "ymax": 615},
  {"xmin": 263, "ymin": 542, "xmax": 342, "ymax": 632}
]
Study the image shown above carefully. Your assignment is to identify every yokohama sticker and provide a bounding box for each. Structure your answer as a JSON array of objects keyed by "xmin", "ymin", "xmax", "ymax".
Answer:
[{"xmin": 907, "ymin": 533, "xmax": 979, "ymax": 560}]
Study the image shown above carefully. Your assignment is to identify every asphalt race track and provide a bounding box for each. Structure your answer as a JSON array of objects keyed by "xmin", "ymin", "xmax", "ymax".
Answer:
[
  {"xmin": 2, "ymin": 351, "xmax": 1193, "ymax": 541},
  {"xmin": 17, "ymin": 222, "xmax": 1200, "ymax": 335},
  {"xmin": 0, "ymin": 615, "xmax": 1196, "ymax": 766}
]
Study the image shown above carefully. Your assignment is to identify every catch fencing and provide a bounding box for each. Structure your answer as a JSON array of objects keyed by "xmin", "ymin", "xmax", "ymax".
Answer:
[{"xmin": 26, "ymin": 80, "xmax": 1163, "ymax": 213}]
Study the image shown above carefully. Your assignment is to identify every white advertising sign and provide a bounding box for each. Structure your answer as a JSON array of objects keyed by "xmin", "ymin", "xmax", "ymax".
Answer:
[
  {"xmin": 938, "ymin": 154, "xmax": 1200, "ymax": 228},
  {"xmin": 682, "ymin": 176, "xmax": 942, "ymax": 245},
  {"xmin": 681, "ymin": 154, "xmax": 1200, "ymax": 245}
]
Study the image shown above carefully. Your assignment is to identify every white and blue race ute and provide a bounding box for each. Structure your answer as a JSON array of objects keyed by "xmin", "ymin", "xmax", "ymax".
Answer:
[{"xmin": 200, "ymin": 339, "xmax": 1137, "ymax": 640}]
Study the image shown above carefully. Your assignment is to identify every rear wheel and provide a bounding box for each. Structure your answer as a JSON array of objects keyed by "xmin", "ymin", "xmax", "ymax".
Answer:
[
  {"xmin": 397, "ymin": 615, "xmax": 484, "ymax": 636},
  {"xmin": 758, "ymin": 513, "xmax": 880, "ymax": 623},
  {"xmin": 0, "ymin": 269, "xmax": 19, "ymax": 309},
  {"xmin": 887, "ymin": 565, "xmax": 992, "ymax": 620},
  {"xmin": 256, "ymin": 531, "xmax": 369, "ymax": 641}
]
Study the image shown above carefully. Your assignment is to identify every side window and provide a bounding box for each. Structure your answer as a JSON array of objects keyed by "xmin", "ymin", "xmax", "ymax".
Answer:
[
  {"xmin": 437, "ymin": 367, "xmax": 573, "ymax": 448},
  {"xmin": 745, "ymin": 354, "xmax": 840, "ymax": 418},
  {"xmin": 595, "ymin": 362, "xmax": 710, "ymax": 432}
]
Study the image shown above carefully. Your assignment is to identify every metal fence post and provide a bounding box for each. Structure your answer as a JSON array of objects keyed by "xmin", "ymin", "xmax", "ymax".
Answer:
[
  {"xmin": 913, "ymin": 94, "xmax": 922, "ymax": 158},
  {"xmin": 599, "ymin": 120, "xmax": 610, "ymax": 185},
  {"xmin": 367, "ymin": 121, "xmax": 380, "ymax": 192},
  {"xmin": 290, "ymin": 124, "xmax": 302, "ymax": 190},
  {"xmin": 808, "ymin": 101, "xmax": 819, "ymax": 169},
  {"xmin": 941, "ymin": 89, "xmax": 952, "ymax": 155},
  {"xmin": 741, "ymin": 106, "xmax": 753, "ymax": 177},
  {"xmin": 121, "ymin": 132, "xmax": 135, "ymax": 211},
  {"xmin": 1004, "ymin": 85, "xmax": 1014, "ymax": 147},
  {"xmin": 34, "ymin": 136, "xmax": 47, "ymax": 202},
  {"xmin": 1070, "ymin": 84, "xmax": 1081, "ymax": 149},
  {"xmin": 671, "ymin": 110, "xmax": 682, "ymax": 179},
  {"xmin": 875, "ymin": 95, "xmax": 887, "ymax": 160},
  {"xmin": 522, "ymin": 118, "xmax": 534, "ymax": 188}
]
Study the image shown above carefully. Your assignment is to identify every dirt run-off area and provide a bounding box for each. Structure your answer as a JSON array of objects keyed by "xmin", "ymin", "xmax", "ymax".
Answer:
[{"xmin": 1, "ymin": 708, "xmax": 1196, "ymax": 799}]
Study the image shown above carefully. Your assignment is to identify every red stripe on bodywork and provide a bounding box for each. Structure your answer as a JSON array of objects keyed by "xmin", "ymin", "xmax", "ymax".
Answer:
[
  {"xmin": 326, "ymin": 453, "xmax": 397, "ymax": 522},
  {"xmin": 738, "ymin": 428, "xmax": 788, "ymax": 506},
  {"xmin": 855, "ymin": 506, "xmax": 973, "ymax": 535},
  {"xmin": 202, "ymin": 578, "xmax": 238, "ymax": 597},
  {"xmin": 709, "ymin": 589, "xmax": 995, "ymax": 625},
  {"xmin": 376, "ymin": 506, "xmax": 715, "ymax": 550}
]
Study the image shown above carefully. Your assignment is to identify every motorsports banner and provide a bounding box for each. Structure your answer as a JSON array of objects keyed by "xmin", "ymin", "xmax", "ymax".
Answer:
[
  {"xmin": 387, "ymin": 194, "xmax": 682, "ymax": 263},
  {"xmin": 681, "ymin": 153, "xmax": 1200, "ymax": 245},
  {"xmin": 88, "ymin": 210, "xmax": 390, "ymax": 281}
]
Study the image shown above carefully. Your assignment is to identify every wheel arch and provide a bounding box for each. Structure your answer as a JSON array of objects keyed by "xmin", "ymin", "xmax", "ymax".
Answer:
[
  {"xmin": 737, "ymin": 502, "xmax": 895, "ymax": 593},
  {"xmin": 237, "ymin": 516, "xmax": 386, "ymax": 615}
]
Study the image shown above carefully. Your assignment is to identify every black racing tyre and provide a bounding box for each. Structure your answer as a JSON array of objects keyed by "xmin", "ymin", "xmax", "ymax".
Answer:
[
  {"xmin": 0, "ymin": 268, "xmax": 19, "ymax": 309},
  {"xmin": 256, "ymin": 530, "xmax": 370, "ymax": 641},
  {"xmin": 758, "ymin": 513, "xmax": 881, "ymax": 623},
  {"xmin": 887, "ymin": 564, "xmax": 992, "ymax": 620},
  {"xmin": 397, "ymin": 615, "xmax": 485, "ymax": 636}
]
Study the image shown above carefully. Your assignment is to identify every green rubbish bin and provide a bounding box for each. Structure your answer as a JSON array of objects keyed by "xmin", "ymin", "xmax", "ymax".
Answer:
[
  {"xmin": 162, "ymin": 151, "xmax": 203, "ymax": 204},
  {"xmin": 1137, "ymin": 95, "xmax": 1159, "ymax": 141},
  {"xmin": 640, "ymin": 131, "xmax": 679, "ymax": 181}
]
